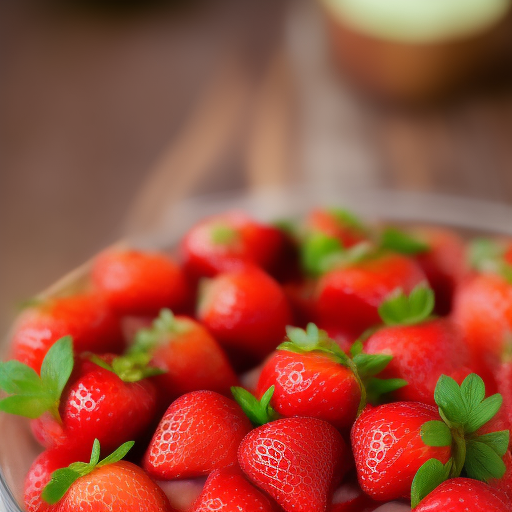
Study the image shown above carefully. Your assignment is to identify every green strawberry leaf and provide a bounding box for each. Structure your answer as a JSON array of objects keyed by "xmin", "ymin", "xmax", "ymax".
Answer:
[
  {"xmin": 97, "ymin": 440, "xmax": 135, "ymax": 467},
  {"xmin": 465, "ymin": 394, "xmax": 503, "ymax": 434},
  {"xmin": 434, "ymin": 375, "xmax": 467, "ymax": 428},
  {"xmin": 0, "ymin": 336, "xmax": 75, "ymax": 422},
  {"xmin": 0, "ymin": 360, "xmax": 42, "ymax": 395},
  {"xmin": 411, "ymin": 458, "xmax": 452, "ymax": 509},
  {"xmin": 421, "ymin": 420, "xmax": 453, "ymax": 447},
  {"xmin": 381, "ymin": 228, "xmax": 430, "ymax": 255},
  {"xmin": 329, "ymin": 208, "xmax": 368, "ymax": 234},
  {"xmin": 349, "ymin": 340, "xmax": 364, "ymax": 357},
  {"xmin": 40, "ymin": 336, "xmax": 74, "ymax": 399},
  {"xmin": 475, "ymin": 430, "xmax": 510, "ymax": 457},
  {"xmin": 90, "ymin": 352, "xmax": 166, "ymax": 383},
  {"xmin": 468, "ymin": 239, "xmax": 512, "ymax": 284},
  {"xmin": 0, "ymin": 395, "xmax": 56, "ymax": 419},
  {"xmin": 42, "ymin": 439, "xmax": 134, "ymax": 505},
  {"xmin": 231, "ymin": 386, "xmax": 278, "ymax": 426},
  {"xmin": 465, "ymin": 440, "xmax": 507, "ymax": 481},
  {"xmin": 378, "ymin": 284, "xmax": 435, "ymax": 326},
  {"xmin": 41, "ymin": 468, "xmax": 82, "ymax": 505},
  {"xmin": 352, "ymin": 353, "xmax": 392, "ymax": 379},
  {"xmin": 365, "ymin": 377, "xmax": 408, "ymax": 405},
  {"xmin": 300, "ymin": 233, "xmax": 344, "ymax": 276}
]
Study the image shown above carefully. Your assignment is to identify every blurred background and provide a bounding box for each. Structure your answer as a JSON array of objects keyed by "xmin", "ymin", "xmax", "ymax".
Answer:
[{"xmin": 1, "ymin": 0, "xmax": 512, "ymax": 335}]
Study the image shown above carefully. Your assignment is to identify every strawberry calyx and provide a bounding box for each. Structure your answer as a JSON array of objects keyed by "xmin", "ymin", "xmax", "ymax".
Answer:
[
  {"xmin": 378, "ymin": 284, "xmax": 435, "ymax": 326},
  {"xmin": 42, "ymin": 438, "xmax": 134, "ymax": 505},
  {"xmin": 349, "ymin": 340, "xmax": 408, "ymax": 404},
  {"xmin": 380, "ymin": 227, "xmax": 430, "ymax": 255},
  {"xmin": 469, "ymin": 238, "xmax": 512, "ymax": 284},
  {"xmin": 327, "ymin": 207, "xmax": 369, "ymax": 236},
  {"xmin": 300, "ymin": 237, "xmax": 374, "ymax": 277},
  {"xmin": 231, "ymin": 385, "xmax": 279, "ymax": 426},
  {"xmin": 210, "ymin": 223, "xmax": 240, "ymax": 246},
  {"xmin": 0, "ymin": 336, "xmax": 74, "ymax": 423},
  {"xmin": 89, "ymin": 353, "xmax": 165, "ymax": 383},
  {"xmin": 130, "ymin": 309, "xmax": 192, "ymax": 354},
  {"xmin": 411, "ymin": 373, "xmax": 510, "ymax": 508}
]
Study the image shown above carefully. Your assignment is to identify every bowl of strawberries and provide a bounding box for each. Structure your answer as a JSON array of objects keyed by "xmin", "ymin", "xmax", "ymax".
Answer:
[{"xmin": 1, "ymin": 189, "xmax": 512, "ymax": 512}]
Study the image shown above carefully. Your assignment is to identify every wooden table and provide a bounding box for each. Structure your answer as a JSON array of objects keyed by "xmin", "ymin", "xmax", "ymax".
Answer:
[{"xmin": 1, "ymin": 0, "xmax": 512, "ymax": 334}]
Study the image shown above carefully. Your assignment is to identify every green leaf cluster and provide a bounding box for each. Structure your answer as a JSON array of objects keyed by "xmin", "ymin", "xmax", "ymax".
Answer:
[
  {"xmin": 130, "ymin": 308, "xmax": 189, "ymax": 354},
  {"xmin": 378, "ymin": 284, "xmax": 435, "ymax": 327},
  {"xmin": 468, "ymin": 238, "xmax": 512, "ymax": 284},
  {"xmin": 0, "ymin": 336, "xmax": 74, "ymax": 421},
  {"xmin": 89, "ymin": 352, "xmax": 166, "ymax": 383},
  {"xmin": 231, "ymin": 386, "xmax": 278, "ymax": 426},
  {"xmin": 380, "ymin": 228, "xmax": 430, "ymax": 255},
  {"xmin": 412, "ymin": 373, "xmax": 510, "ymax": 507},
  {"xmin": 300, "ymin": 233, "xmax": 344, "ymax": 277},
  {"xmin": 42, "ymin": 439, "xmax": 134, "ymax": 505}
]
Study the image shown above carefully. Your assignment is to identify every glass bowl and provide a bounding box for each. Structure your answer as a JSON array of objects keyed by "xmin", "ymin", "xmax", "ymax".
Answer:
[{"xmin": 2, "ymin": 188, "xmax": 512, "ymax": 511}]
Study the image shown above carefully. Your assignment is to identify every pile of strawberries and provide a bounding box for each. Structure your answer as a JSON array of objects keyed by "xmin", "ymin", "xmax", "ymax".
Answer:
[{"xmin": 1, "ymin": 208, "xmax": 512, "ymax": 512}]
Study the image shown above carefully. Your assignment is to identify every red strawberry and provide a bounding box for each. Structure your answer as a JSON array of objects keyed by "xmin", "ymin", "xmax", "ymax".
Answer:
[
  {"xmin": 24, "ymin": 447, "xmax": 89, "ymax": 512},
  {"xmin": 380, "ymin": 227, "xmax": 466, "ymax": 315},
  {"xmin": 197, "ymin": 266, "xmax": 292, "ymax": 365},
  {"xmin": 254, "ymin": 324, "xmax": 404, "ymax": 430},
  {"xmin": 352, "ymin": 374, "xmax": 508, "ymax": 503},
  {"xmin": 452, "ymin": 272, "xmax": 512, "ymax": 387},
  {"xmin": 41, "ymin": 440, "xmax": 175, "ymax": 512},
  {"xmin": 413, "ymin": 478, "xmax": 509, "ymax": 511},
  {"xmin": 91, "ymin": 248, "xmax": 191, "ymax": 316},
  {"xmin": 190, "ymin": 467, "xmax": 280, "ymax": 512},
  {"xmin": 304, "ymin": 208, "xmax": 370, "ymax": 249},
  {"xmin": 363, "ymin": 286, "xmax": 470, "ymax": 405},
  {"xmin": 315, "ymin": 252, "xmax": 426, "ymax": 337},
  {"xmin": 130, "ymin": 309, "xmax": 238, "ymax": 405},
  {"xmin": 180, "ymin": 211, "xmax": 286, "ymax": 280},
  {"xmin": 0, "ymin": 337, "xmax": 159, "ymax": 453},
  {"xmin": 238, "ymin": 417, "xmax": 349, "ymax": 512},
  {"xmin": 352, "ymin": 402, "xmax": 451, "ymax": 502},
  {"xmin": 9, "ymin": 293, "xmax": 124, "ymax": 372},
  {"xmin": 143, "ymin": 390, "xmax": 252, "ymax": 480}
]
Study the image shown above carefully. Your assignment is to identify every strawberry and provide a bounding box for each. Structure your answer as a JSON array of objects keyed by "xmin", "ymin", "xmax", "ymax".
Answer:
[
  {"xmin": 253, "ymin": 323, "xmax": 405, "ymax": 430},
  {"xmin": 9, "ymin": 293, "xmax": 124, "ymax": 373},
  {"xmin": 381, "ymin": 227, "xmax": 466, "ymax": 315},
  {"xmin": 91, "ymin": 249, "xmax": 191, "ymax": 316},
  {"xmin": 130, "ymin": 309, "xmax": 238, "ymax": 404},
  {"xmin": 180, "ymin": 211, "xmax": 286, "ymax": 280},
  {"xmin": 41, "ymin": 439, "xmax": 175, "ymax": 512},
  {"xmin": 304, "ymin": 208, "xmax": 370, "ymax": 249},
  {"xmin": 0, "ymin": 337, "xmax": 159, "ymax": 452},
  {"xmin": 190, "ymin": 467, "xmax": 280, "ymax": 512},
  {"xmin": 352, "ymin": 402, "xmax": 452, "ymax": 502},
  {"xmin": 363, "ymin": 285, "xmax": 471, "ymax": 405},
  {"xmin": 413, "ymin": 478, "xmax": 509, "ymax": 512},
  {"xmin": 315, "ymin": 251, "xmax": 426, "ymax": 337},
  {"xmin": 352, "ymin": 373, "xmax": 509, "ymax": 504},
  {"xmin": 238, "ymin": 416, "xmax": 349, "ymax": 512},
  {"xmin": 24, "ymin": 447, "xmax": 90, "ymax": 512},
  {"xmin": 197, "ymin": 266, "xmax": 292, "ymax": 365},
  {"xmin": 143, "ymin": 390, "xmax": 252, "ymax": 480},
  {"xmin": 452, "ymin": 272, "xmax": 512, "ymax": 388},
  {"xmin": 489, "ymin": 450, "xmax": 512, "ymax": 502}
]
